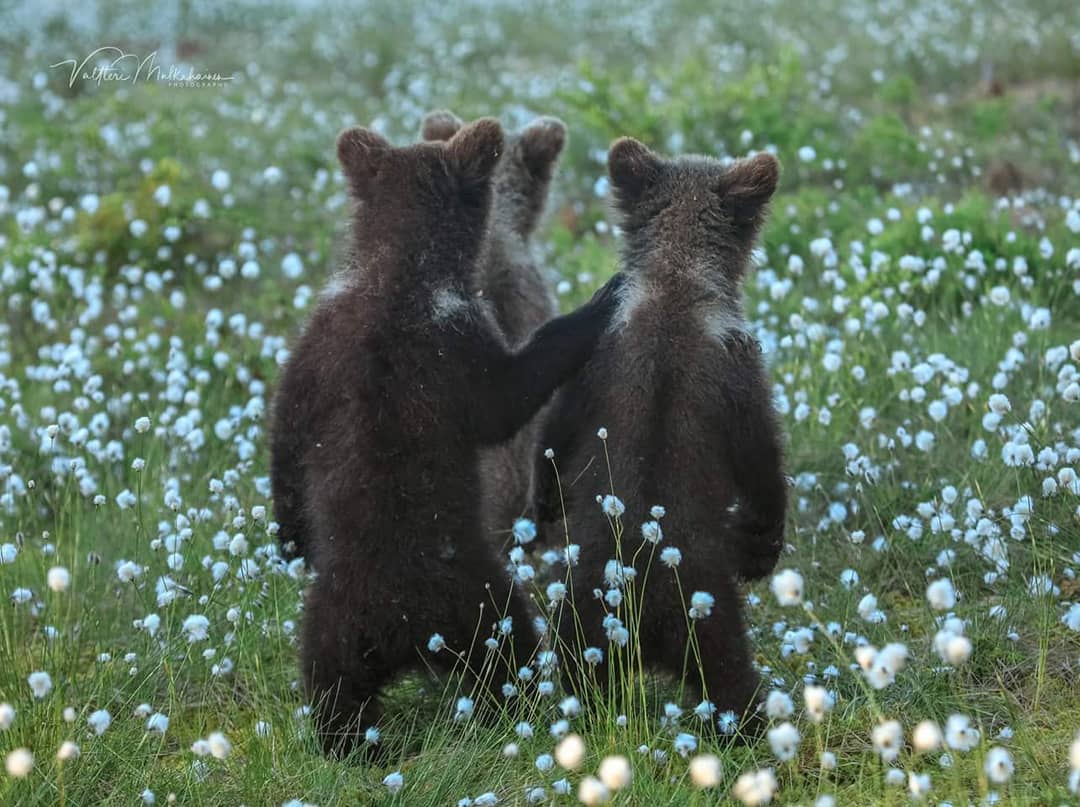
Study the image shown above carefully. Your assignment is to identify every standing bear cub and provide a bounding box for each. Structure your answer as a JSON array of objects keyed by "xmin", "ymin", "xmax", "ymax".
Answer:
[
  {"xmin": 270, "ymin": 118, "xmax": 624, "ymax": 755},
  {"xmin": 532, "ymin": 138, "xmax": 788, "ymax": 729},
  {"xmin": 421, "ymin": 110, "xmax": 564, "ymax": 545}
]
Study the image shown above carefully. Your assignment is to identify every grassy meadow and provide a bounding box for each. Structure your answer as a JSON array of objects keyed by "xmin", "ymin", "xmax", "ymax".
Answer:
[{"xmin": 1, "ymin": 0, "xmax": 1079, "ymax": 803}]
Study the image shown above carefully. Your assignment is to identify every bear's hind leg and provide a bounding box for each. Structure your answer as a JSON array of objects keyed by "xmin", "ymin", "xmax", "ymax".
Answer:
[{"xmin": 300, "ymin": 575, "xmax": 407, "ymax": 758}]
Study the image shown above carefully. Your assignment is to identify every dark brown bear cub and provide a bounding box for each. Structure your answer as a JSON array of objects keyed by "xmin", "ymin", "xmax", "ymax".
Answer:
[
  {"xmin": 532, "ymin": 138, "xmax": 787, "ymax": 729},
  {"xmin": 421, "ymin": 110, "xmax": 563, "ymax": 544},
  {"xmin": 269, "ymin": 118, "xmax": 623, "ymax": 755}
]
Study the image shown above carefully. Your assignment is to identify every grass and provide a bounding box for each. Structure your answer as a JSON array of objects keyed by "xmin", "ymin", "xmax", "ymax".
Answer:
[{"xmin": 1, "ymin": 0, "xmax": 1079, "ymax": 804}]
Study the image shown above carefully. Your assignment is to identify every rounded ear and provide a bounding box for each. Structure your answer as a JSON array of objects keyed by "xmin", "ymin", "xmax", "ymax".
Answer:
[
  {"xmin": 336, "ymin": 127, "xmax": 391, "ymax": 198},
  {"xmin": 608, "ymin": 137, "xmax": 662, "ymax": 205},
  {"xmin": 518, "ymin": 117, "xmax": 567, "ymax": 180},
  {"xmin": 420, "ymin": 109, "xmax": 463, "ymax": 142},
  {"xmin": 448, "ymin": 117, "xmax": 504, "ymax": 191},
  {"xmin": 725, "ymin": 152, "xmax": 780, "ymax": 219}
]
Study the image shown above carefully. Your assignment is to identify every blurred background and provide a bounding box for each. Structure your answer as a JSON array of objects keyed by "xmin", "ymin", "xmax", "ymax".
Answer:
[{"xmin": 1, "ymin": 0, "xmax": 1077, "ymax": 307}]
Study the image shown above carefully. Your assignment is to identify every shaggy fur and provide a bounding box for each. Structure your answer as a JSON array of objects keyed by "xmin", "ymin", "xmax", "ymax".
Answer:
[
  {"xmin": 532, "ymin": 138, "xmax": 788, "ymax": 727},
  {"xmin": 268, "ymin": 119, "xmax": 624, "ymax": 754},
  {"xmin": 421, "ymin": 110, "xmax": 563, "ymax": 545}
]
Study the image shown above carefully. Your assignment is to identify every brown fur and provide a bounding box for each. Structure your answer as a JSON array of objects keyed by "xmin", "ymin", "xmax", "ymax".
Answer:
[
  {"xmin": 532, "ymin": 139, "xmax": 788, "ymax": 727},
  {"xmin": 421, "ymin": 110, "xmax": 564, "ymax": 545},
  {"xmin": 268, "ymin": 119, "xmax": 624, "ymax": 755}
]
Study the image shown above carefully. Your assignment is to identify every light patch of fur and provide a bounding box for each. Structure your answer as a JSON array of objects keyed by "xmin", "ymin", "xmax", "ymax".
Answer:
[
  {"xmin": 703, "ymin": 306, "xmax": 747, "ymax": 341},
  {"xmin": 612, "ymin": 277, "xmax": 648, "ymax": 328},
  {"xmin": 613, "ymin": 276, "xmax": 747, "ymax": 341},
  {"xmin": 320, "ymin": 271, "xmax": 357, "ymax": 301},
  {"xmin": 432, "ymin": 286, "xmax": 469, "ymax": 322}
]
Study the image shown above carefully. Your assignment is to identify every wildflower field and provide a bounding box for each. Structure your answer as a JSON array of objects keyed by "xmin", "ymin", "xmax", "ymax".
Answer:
[{"xmin": 2, "ymin": 0, "xmax": 1080, "ymax": 804}]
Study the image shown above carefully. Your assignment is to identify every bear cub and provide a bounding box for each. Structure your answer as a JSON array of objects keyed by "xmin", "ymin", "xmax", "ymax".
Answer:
[
  {"xmin": 532, "ymin": 138, "xmax": 788, "ymax": 729},
  {"xmin": 269, "ymin": 118, "xmax": 624, "ymax": 754},
  {"xmin": 421, "ymin": 110, "xmax": 564, "ymax": 545}
]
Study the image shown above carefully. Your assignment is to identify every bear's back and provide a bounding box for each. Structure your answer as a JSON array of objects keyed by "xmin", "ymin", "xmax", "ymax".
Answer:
[{"xmin": 557, "ymin": 297, "xmax": 753, "ymax": 536}]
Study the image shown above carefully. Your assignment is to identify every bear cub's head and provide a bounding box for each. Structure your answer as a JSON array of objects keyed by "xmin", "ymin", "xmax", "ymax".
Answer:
[
  {"xmin": 607, "ymin": 137, "xmax": 779, "ymax": 287},
  {"xmin": 421, "ymin": 110, "xmax": 567, "ymax": 239},
  {"xmin": 336, "ymin": 118, "xmax": 505, "ymax": 269}
]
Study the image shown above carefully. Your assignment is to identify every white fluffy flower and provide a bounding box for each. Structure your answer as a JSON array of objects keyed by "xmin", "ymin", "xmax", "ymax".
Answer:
[
  {"xmin": 925, "ymin": 578, "xmax": 956, "ymax": 610},
  {"xmin": 578, "ymin": 776, "xmax": 609, "ymax": 805},
  {"xmin": 5, "ymin": 748, "xmax": 33, "ymax": 778},
  {"xmin": 767, "ymin": 722, "xmax": 800, "ymax": 761},
  {"xmin": 27, "ymin": 671, "xmax": 53, "ymax": 699},
  {"xmin": 912, "ymin": 720, "xmax": 942, "ymax": 753},
  {"xmin": 803, "ymin": 685, "xmax": 834, "ymax": 723},
  {"xmin": 765, "ymin": 690, "xmax": 793, "ymax": 719},
  {"xmin": 597, "ymin": 755, "xmax": 631, "ymax": 790},
  {"xmin": 88, "ymin": 709, "xmax": 112, "ymax": 735},
  {"xmin": 944, "ymin": 714, "xmax": 980, "ymax": 751},
  {"xmin": 872, "ymin": 720, "xmax": 903, "ymax": 763},
  {"xmin": 689, "ymin": 754, "xmax": 723, "ymax": 788},
  {"xmin": 984, "ymin": 746, "xmax": 1014, "ymax": 784},
  {"xmin": 689, "ymin": 591, "xmax": 715, "ymax": 619},
  {"xmin": 182, "ymin": 614, "xmax": 210, "ymax": 642},
  {"xmin": 555, "ymin": 734, "xmax": 585, "ymax": 769},
  {"xmin": 46, "ymin": 566, "xmax": 71, "ymax": 592},
  {"xmin": 770, "ymin": 569, "xmax": 804, "ymax": 606},
  {"xmin": 382, "ymin": 771, "xmax": 403, "ymax": 793},
  {"xmin": 732, "ymin": 767, "xmax": 778, "ymax": 806}
]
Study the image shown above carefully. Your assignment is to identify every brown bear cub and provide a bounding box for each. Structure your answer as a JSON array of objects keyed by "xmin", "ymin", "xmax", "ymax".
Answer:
[
  {"xmin": 532, "ymin": 138, "xmax": 788, "ymax": 730},
  {"xmin": 269, "ymin": 118, "xmax": 624, "ymax": 755},
  {"xmin": 421, "ymin": 110, "xmax": 563, "ymax": 544}
]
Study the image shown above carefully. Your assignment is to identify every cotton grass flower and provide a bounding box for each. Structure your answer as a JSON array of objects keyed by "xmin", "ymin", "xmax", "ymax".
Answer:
[
  {"xmin": 908, "ymin": 771, "xmax": 932, "ymax": 798},
  {"xmin": 600, "ymin": 495, "xmax": 625, "ymax": 518},
  {"xmin": 912, "ymin": 720, "xmax": 943, "ymax": 753},
  {"xmin": 578, "ymin": 776, "xmax": 610, "ymax": 805},
  {"xmin": 47, "ymin": 566, "xmax": 71, "ymax": 592},
  {"xmin": 597, "ymin": 755, "xmax": 631, "ymax": 790},
  {"xmin": 383, "ymin": 771, "xmax": 403, "ymax": 793},
  {"xmin": 674, "ymin": 732, "xmax": 698, "ymax": 757},
  {"xmin": 872, "ymin": 720, "xmax": 903, "ymax": 763},
  {"xmin": 926, "ymin": 578, "xmax": 956, "ymax": 610},
  {"xmin": 984, "ymin": 746, "xmax": 1014, "ymax": 784},
  {"xmin": 86, "ymin": 708, "xmax": 110, "ymax": 734},
  {"xmin": 56, "ymin": 741, "xmax": 80, "ymax": 761},
  {"xmin": 944, "ymin": 714, "xmax": 980, "ymax": 751},
  {"xmin": 803, "ymin": 685, "xmax": 834, "ymax": 723},
  {"xmin": 689, "ymin": 591, "xmax": 715, "ymax": 619},
  {"xmin": 770, "ymin": 569, "xmax": 804, "ymax": 606},
  {"xmin": 732, "ymin": 767, "xmax": 778, "ymax": 805},
  {"xmin": 555, "ymin": 734, "xmax": 585, "ymax": 769},
  {"xmin": 765, "ymin": 690, "xmax": 793, "ymax": 719},
  {"xmin": 27, "ymin": 671, "xmax": 53, "ymax": 699},
  {"xmin": 5, "ymin": 748, "xmax": 33, "ymax": 778},
  {"xmin": 182, "ymin": 614, "xmax": 210, "ymax": 642},
  {"xmin": 689, "ymin": 754, "xmax": 722, "ymax": 788},
  {"xmin": 767, "ymin": 722, "xmax": 800, "ymax": 761},
  {"xmin": 659, "ymin": 547, "xmax": 682, "ymax": 567},
  {"xmin": 206, "ymin": 732, "xmax": 231, "ymax": 759},
  {"xmin": 0, "ymin": 704, "xmax": 14, "ymax": 730}
]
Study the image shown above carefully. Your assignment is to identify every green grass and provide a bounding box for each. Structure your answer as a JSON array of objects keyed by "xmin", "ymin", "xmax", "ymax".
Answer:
[{"xmin": 1, "ymin": 0, "xmax": 1079, "ymax": 804}]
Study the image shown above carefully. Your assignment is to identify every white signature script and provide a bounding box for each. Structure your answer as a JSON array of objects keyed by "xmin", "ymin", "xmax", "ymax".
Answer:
[{"xmin": 51, "ymin": 46, "xmax": 235, "ymax": 88}]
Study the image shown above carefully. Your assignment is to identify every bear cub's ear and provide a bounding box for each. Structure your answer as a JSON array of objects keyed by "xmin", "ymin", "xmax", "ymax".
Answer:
[
  {"xmin": 724, "ymin": 152, "xmax": 780, "ymax": 222},
  {"xmin": 447, "ymin": 118, "xmax": 504, "ymax": 196},
  {"xmin": 607, "ymin": 136, "xmax": 663, "ymax": 204},
  {"xmin": 421, "ymin": 110, "xmax": 464, "ymax": 142},
  {"xmin": 518, "ymin": 117, "xmax": 567, "ymax": 180},
  {"xmin": 336, "ymin": 128, "xmax": 392, "ymax": 199}
]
